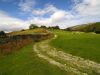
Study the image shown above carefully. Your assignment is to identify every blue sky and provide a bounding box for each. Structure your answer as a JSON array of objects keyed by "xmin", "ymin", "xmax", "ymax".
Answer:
[
  {"xmin": 0, "ymin": 0, "xmax": 73, "ymax": 20},
  {"xmin": 0, "ymin": 0, "xmax": 100, "ymax": 31}
]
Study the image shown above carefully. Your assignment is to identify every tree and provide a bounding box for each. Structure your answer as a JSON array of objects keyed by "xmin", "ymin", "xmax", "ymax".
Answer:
[
  {"xmin": 29, "ymin": 24, "xmax": 38, "ymax": 29},
  {"xmin": 94, "ymin": 27, "xmax": 100, "ymax": 34},
  {"xmin": 21, "ymin": 29, "xmax": 25, "ymax": 31},
  {"xmin": 40, "ymin": 25, "xmax": 47, "ymax": 29},
  {"xmin": 47, "ymin": 26, "xmax": 60, "ymax": 29},
  {"xmin": 66, "ymin": 27, "xmax": 71, "ymax": 31},
  {"xmin": 54, "ymin": 26, "xmax": 60, "ymax": 29},
  {"xmin": 0, "ymin": 31, "xmax": 6, "ymax": 38}
]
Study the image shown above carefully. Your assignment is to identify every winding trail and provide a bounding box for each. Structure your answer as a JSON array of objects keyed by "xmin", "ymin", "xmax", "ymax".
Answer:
[{"xmin": 33, "ymin": 35, "xmax": 100, "ymax": 75}]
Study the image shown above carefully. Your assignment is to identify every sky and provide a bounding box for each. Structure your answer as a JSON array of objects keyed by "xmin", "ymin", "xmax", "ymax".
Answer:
[{"xmin": 0, "ymin": 0, "xmax": 100, "ymax": 32}]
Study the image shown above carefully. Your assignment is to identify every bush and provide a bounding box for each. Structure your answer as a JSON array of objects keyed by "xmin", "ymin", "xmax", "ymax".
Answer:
[
  {"xmin": 0, "ymin": 31, "xmax": 7, "ymax": 38},
  {"xmin": 29, "ymin": 24, "xmax": 38, "ymax": 29},
  {"xmin": 95, "ymin": 30, "xmax": 100, "ymax": 34},
  {"xmin": 41, "ymin": 25, "xmax": 47, "ymax": 29},
  {"xmin": 47, "ymin": 26, "xmax": 60, "ymax": 29}
]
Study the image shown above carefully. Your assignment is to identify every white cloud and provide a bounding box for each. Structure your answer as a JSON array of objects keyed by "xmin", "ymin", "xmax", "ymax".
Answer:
[
  {"xmin": 74, "ymin": 0, "xmax": 100, "ymax": 16},
  {"xmin": 32, "ymin": 4, "xmax": 57, "ymax": 16},
  {"xmin": 0, "ymin": 11, "xmax": 29, "ymax": 32},
  {"xmin": 50, "ymin": 11, "xmax": 67, "ymax": 22},
  {"xmin": 31, "ymin": 0, "xmax": 100, "ymax": 28},
  {"xmin": 0, "ymin": 0, "xmax": 100, "ymax": 31},
  {"xmin": 29, "ymin": 4, "xmax": 81, "ymax": 28},
  {"xmin": 29, "ymin": 5, "xmax": 70, "ymax": 27},
  {"xmin": 19, "ymin": 0, "xmax": 36, "ymax": 12}
]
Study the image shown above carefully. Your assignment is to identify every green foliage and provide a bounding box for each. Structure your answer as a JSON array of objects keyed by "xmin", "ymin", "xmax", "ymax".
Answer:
[
  {"xmin": 54, "ymin": 26, "xmax": 60, "ymax": 29},
  {"xmin": 66, "ymin": 27, "xmax": 71, "ymax": 31},
  {"xmin": 21, "ymin": 29, "xmax": 25, "ymax": 31},
  {"xmin": 48, "ymin": 26, "xmax": 60, "ymax": 29},
  {"xmin": 50, "ymin": 30, "xmax": 100, "ymax": 63},
  {"xmin": 41, "ymin": 25, "xmax": 47, "ymax": 29},
  {"xmin": 0, "ymin": 31, "xmax": 6, "ymax": 37},
  {"xmin": 29, "ymin": 24, "xmax": 38, "ymax": 29}
]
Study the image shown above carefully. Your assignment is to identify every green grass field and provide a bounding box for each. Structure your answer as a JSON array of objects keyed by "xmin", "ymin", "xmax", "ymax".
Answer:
[
  {"xmin": 50, "ymin": 30, "xmax": 100, "ymax": 63},
  {"xmin": 0, "ymin": 43, "xmax": 68, "ymax": 75},
  {"xmin": 0, "ymin": 29, "xmax": 100, "ymax": 75}
]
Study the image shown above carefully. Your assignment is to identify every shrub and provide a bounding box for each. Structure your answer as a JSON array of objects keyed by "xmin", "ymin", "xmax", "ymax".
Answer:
[
  {"xmin": 40, "ymin": 25, "xmax": 47, "ymax": 29},
  {"xmin": 29, "ymin": 24, "xmax": 38, "ymax": 29},
  {"xmin": 0, "ymin": 31, "xmax": 7, "ymax": 38}
]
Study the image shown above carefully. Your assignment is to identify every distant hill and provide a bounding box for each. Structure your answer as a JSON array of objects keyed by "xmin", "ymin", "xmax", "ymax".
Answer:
[{"xmin": 66, "ymin": 22, "xmax": 100, "ymax": 33}]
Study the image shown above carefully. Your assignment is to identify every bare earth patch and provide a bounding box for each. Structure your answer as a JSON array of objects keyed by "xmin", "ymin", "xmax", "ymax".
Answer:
[{"xmin": 33, "ymin": 35, "xmax": 100, "ymax": 75}]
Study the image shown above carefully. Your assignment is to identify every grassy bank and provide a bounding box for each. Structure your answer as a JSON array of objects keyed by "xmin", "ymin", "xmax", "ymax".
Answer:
[
  {"xmin": 8, "ymin": 28, "xmax": 48, "ymax": 36},
  {"xmin": 0, "ymin": 43, "xmax": 67, "ymax": 75},
  {"xmin": 0, "ymin": 28, "xmax": 51, "ymax": 54},
  {"xmin": 50, "ymin": 30, "xmax": 100, "ymax": 63}
]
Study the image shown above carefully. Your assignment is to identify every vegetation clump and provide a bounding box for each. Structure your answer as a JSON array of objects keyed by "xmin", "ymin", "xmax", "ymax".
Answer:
[
  {"xmin": 47, "ymin": 26, "xmax": 60, "ymax": 30},
  {"xmin": 0, "ymin": 31, "xmax": 7, "ymax": 38},
  {"xmin": 29, "ymin": 24, "xmax": 38, "ymax": 29}
]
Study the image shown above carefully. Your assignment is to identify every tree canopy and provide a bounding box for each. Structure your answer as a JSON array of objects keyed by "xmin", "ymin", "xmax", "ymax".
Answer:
[
  {"xmin": 0, "ymin": 31, "xmax": 6, "ymax": 37},
  {"xmin": 29, "ymin": 24, "xmax": 38, "ymax": 29}
]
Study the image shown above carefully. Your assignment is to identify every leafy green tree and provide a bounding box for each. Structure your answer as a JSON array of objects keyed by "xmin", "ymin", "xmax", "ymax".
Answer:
[
  {"xmin": 29, "ymin": 24, "xmax": 38, "ymax": 29},
  {"xmin": 66, "ymin": 27, "xmax": 71, "ymax": 31},
  {"xmin": 47, "ymin": 26, "xmax": 60, "ymax": 29},
  {"xmin": 0, "ymin": 31, "xmax": 6, "ymax": 37},
  {"xmin": 41, "ymin": 25, "xmax": 47, "ymax": 29},
  {"xmin": 54, "ymin": 26, "xmax": 60, "ymax": 29}
]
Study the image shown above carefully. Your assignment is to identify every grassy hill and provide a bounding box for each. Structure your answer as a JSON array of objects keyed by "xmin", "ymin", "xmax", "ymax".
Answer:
[
  {"xmin": 66, "ymin": 22, "xmax": 100, "ymax": 33},
  {"xmin": 0, "ymin": 28, "xmax": 68, "ymax": 75},
  {"xmin": 0, "ymin": 28, "xmax": 51, "ymax": 54}
]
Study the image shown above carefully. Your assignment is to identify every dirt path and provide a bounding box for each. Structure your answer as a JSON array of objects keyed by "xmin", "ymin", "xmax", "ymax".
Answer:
[{"xmin": 33, "ymin": 35, "xmax": 100, "ymax": 75}]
